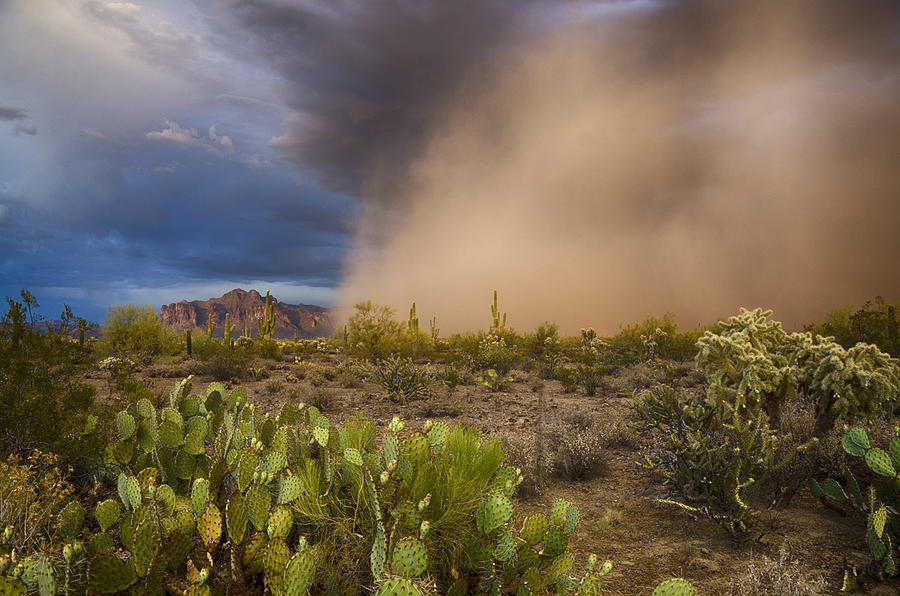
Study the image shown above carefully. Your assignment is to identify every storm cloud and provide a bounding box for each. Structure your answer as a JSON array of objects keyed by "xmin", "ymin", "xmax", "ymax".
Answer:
[{"xmin": 215, "ymin": 0, "xmax": 900, "ymax": 332}]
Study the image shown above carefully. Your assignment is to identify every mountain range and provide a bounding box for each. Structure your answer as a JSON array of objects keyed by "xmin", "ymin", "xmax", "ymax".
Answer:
[{"xmin": 159, "ymin": 288, "xmax": 332, "ymax": 339}]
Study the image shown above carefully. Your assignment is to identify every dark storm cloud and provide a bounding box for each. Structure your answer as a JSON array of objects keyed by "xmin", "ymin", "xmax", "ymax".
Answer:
[
  {"xmin": 0, "ymin": 105, "xmax": 27, "ymax": 121},
  {"xmin": 209, "ymin": 0, "xmax": 540, "ymax": 196}
]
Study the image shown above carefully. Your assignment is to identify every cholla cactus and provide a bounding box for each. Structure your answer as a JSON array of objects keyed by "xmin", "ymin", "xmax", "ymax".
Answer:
[
  {"xmin": 98, "ymin": 356, "xmax": 135, "ymax": 375},
  {"xmin": 696, "ymin": 307, "xmax": 899, "ymax": 438},
  {"xmin": 641, "ymin": 327, "xmax": 668, "ymax": 360},
  {"xmin": 579, "ymin": 328, "xmax": 607, "ymax": 361},
  {"xmin": 694, "ymin": 307, "xmax": 900, "ymax": 507}
]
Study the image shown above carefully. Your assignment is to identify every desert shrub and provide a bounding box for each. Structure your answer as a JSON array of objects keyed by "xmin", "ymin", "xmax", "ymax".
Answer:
[
  {"xmin": 0, "ymin": 291, "xmax": 107, "ymax": 468},
  {"xmin": 636, "ymin": 384, "xmax": 814, "ymax": 534},
  {"xmin": 247, "ymin": 365, "xmax": 268, "ymax": 381},
  {"xmin": 432, "ymin": 363, "xmax": 471, "ymax": 393},
  {"xmin": 203, "ymin": 346, "xmax": 250, "ymax": 380},
  {"xmin": 336, "ymin": 371, "xmax": 362, "ymax": 388},
  {"xmin": 524, "ymin": 321, "xmax": 563, "ymax": 379},
  {"xmin": 119, "ymin": 377, "xmax": 155, "ymax": 407},
  {"xmin": 502, "ymin": 414, "xmax": 610, "ymax": 496},
  {"xmin": 607, "ymin": 313, "xmax": 704, "ymax": 363},
  {"xmin": 295, "ymin": 360, "xmax": 335, "ymax": 387},
  {"xmin": 475, "ymin": 369, "xmax": 514, "ymax": 392},
  {"xmin": 727, "ymin": 547, "xmax": 827, "ymax": 596},
  {"xmin": 361, "ymin": 356, "xmax": 436, "ymax": 403},
  {"xmin": 103, "ymin": 303, "xmax": 180, "ymax": 358},
  {"xmin": 338, "ymin": 300, "xmax": 403, "ymax": 360},
  {"xmin": 547, "ymin": 419, "xmax": 609, "ymax": 481},
  {"xmin": 189, "ymin": 332, "xmax": 251, "ymax": 380},
  {"xmin": 555, "ymin": 366, "xmax": 579, "ymax": 393},
  {"xmin": 309, "ymin": 386, "xmax": 336, "ymax": 411},
  {"xmin": 474, "ymin": 333, "xmax": 520, "ymax": 373},
  {"xmin": 97, "ymin": 355, "xmax": 135, "ymax": 391},
  {"xmin": 806, "ymin": 296, "xmax": 900, "ymax": 356},
  {"xmin": 264, "ymin": 377, "xmax": 284, "ymax": 395},
  {"xmin": 253, "ymin": 337, "xmax": 283, "ymax": 361},
  {"xmin": 0, "ymin": 451, "xmax": 74, "ymax": 552}
]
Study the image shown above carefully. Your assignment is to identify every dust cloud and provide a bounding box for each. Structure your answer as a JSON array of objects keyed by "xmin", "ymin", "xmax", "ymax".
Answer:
[{"xmin": 334, "ymin": 1, "xmax": 900, "ymax": 334}]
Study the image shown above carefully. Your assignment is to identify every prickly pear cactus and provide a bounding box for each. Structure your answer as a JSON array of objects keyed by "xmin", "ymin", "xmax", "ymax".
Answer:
[
  {"xmin": 246, "ymin": 484, "xmax": 272, "ymax": 531},
  {"xmin": 374, "ymin": 577, "xmax": 426, "ymax": 596},
  {"xmin": 477, "ymin": 493, "xmax": 514, "ymax": 535},
  {"xmin": 651, "ymin": 578, "xmax": 694, "ymax": 596},
  {"xmin": 57, "ymin": 501, "xmax": 84, "ymax": 540},
  {"xmin": 0, "ymin": 576, "xmax": 27, "ymax": 596},
  {"xmin": 390, "ymin": 537, "xmax": 428, "ymax": 578},
  {"xmin": 520, "ymin": 513, "xmax": 549, "ymax": 546},
  {"xmin": 283, "ymin": 551, "xmax": 316, "ymax": 596},
  {"xmin": 88, "ymin": 553, "xmax": 138, "ymax": 594},
  {"xmin": 264, "ymin": 538, "xmax": 291, "ymax": 596},
  {"xmin": 226, "ymin": 494, "xmax": 248, "ymax": 545},
  {"xmin": 267, "ymin": 506, "xmax": 293, "ymax": 540},
  {"xmin": 197, "ymin": 503, "xmax": 222, "ymax": 551}
]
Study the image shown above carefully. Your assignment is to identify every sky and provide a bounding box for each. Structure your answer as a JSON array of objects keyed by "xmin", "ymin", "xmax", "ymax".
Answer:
[{"xmin": 2, "ymin": 0, "xmax": 900, "ymax": 333}]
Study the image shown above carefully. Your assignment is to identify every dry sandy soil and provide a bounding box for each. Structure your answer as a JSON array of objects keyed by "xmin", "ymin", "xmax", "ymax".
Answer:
[{"xmin": 84, "ymin": 355, "xmax": 900, "ymax": 596}]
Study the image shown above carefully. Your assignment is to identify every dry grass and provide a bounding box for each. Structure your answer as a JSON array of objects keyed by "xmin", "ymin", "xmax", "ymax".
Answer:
[
  {"xmin": 727, "ymin": 546, "xmax": 827, "ymax": 596},
  {"xmin": 502, "ymin": 411, "xmax": 612, "ymax": 496}
]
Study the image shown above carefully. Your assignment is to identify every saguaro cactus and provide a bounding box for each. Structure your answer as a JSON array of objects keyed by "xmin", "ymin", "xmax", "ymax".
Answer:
[
  {"xmin": 429, "ymin": 317, "xmax": 439, "ymax": 344},
  {"xmin": 490, "ymin": 290, "xmax": 506, "ymax": 332},
  {"xmin": 207, "ymin": 312, "xmax": 214, "ymax": 339},
  {"xmin": 224, "ymin": 313, "xmax": 236, "ymax": 348},
  {"xmin": 256, "ymin": 291, "xmax": 277, "ymax": 340},
  {"xmin": 408, "ymin": 303, "xmax": 419, "ymax": 335}
]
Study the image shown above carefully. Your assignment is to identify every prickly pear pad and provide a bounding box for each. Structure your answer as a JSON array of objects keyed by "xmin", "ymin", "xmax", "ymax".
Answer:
[
  {"xmin": 651, "ymin": 577, "xmax": 695, "ymax": 596},
  {"xmin": 390, "ymin": 537, "xmax": 428, "ymax": 578}
]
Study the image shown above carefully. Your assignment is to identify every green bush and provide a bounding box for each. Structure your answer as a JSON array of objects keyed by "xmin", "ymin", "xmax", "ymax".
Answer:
[
  {"xmin": 607, "ymin": 314, "xmax": 705, "ymax": 363},
  {"xmin": 524, "ymin": 322, "xmax": 562, "ymax": 379},
  {"xmin": 0, "ymin": 291, "xmax": 108, "ymax": 469},
  {"xmin": 360, "ymin": 356, "xmax": 436, "ymax": 403},
  {"xmin": 103, "ymin": 303, "xmax": 180, "ymax": 358},
  {"xmin": 806, "ymin": 296, "xmax": 900, "ymax": 356},
  {"xmin": 338, "ymin": 301, "xmax": 404, "ymax": 360},
  {"xmin": 448, "ymin": 331, "xmax": 521, "ymax": 374},
  {"xmin": 252, "ymin": 337, "xmax": 283, "ymax": 361}
]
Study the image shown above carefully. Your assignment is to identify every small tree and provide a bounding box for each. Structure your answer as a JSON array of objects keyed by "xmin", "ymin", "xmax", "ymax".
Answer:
[
  {"xmin": 339, "ymin": 301, "xmax": 403, "ymax": 360},
  {"xmin": 103, "ymin": 303, "xmax": 177, "ymax": 357}
]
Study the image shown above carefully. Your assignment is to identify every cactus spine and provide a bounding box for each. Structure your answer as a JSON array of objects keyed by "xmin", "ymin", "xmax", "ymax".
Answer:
[{"xmin": 256, "ymin": 291, "xmax": 277, "ymax": 340}]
